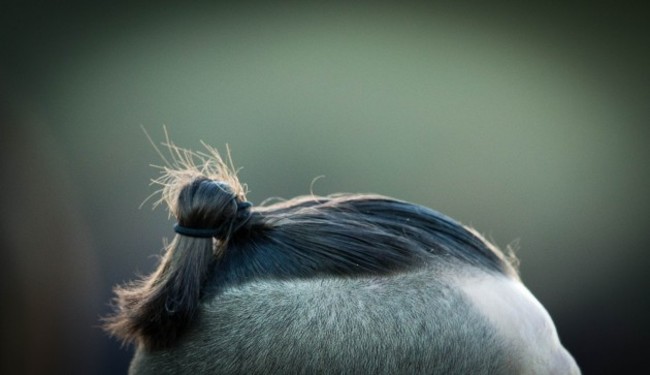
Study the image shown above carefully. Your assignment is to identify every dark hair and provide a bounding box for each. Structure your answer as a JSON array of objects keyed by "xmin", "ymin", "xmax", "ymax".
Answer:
[{"xmin": 104, "ymin": 142, "xmax": 517, "ymax": 350}]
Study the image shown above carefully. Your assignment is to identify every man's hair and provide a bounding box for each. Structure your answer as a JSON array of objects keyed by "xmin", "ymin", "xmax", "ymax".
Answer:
[{"xmin": 104, "ymin": 142, "xmax": 520, "ymax": 374}]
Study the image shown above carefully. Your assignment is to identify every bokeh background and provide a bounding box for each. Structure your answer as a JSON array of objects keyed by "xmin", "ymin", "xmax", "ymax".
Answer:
[{"xmin": 1, "ymin": 1, "xmax": 648, "ymax": 374}]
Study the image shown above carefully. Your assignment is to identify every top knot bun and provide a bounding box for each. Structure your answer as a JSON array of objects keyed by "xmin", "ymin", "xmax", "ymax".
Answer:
[
  {"xmin": 103, "ymin": 138, "xmax": 254, "ymax": 349},
  {"xmin": 174, "ymin": 178, "xmax": 242, "ymax": 240},
  {"xmin": 148, "ymin": 138, "xmax": 251, "ymax": 240}
]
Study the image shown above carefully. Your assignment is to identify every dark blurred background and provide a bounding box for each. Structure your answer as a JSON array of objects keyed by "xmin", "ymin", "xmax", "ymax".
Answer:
[{"xmin": 1, "ymin": 1, "xmax": 648, "ymax": 374}]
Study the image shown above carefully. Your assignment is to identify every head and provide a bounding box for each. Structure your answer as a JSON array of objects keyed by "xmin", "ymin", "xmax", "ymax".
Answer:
[{"xmin": 105, "ymin": 142, "xmax": 579, "ymax": 374}]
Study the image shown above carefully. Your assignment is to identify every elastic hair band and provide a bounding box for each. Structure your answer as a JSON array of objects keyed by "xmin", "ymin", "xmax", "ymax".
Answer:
[
  {"xmin": 173, "ymin": 201, "xmax": 253, "ymax": 238},
  {"xmin": 173, "ymin": 224, "xmax": 220, "ymax": 238}
]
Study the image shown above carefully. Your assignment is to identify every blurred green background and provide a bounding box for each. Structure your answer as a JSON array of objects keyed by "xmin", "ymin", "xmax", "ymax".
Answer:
[{"xmin": 1, "ymin": 1, "xmax": 648, "ymax": 374}]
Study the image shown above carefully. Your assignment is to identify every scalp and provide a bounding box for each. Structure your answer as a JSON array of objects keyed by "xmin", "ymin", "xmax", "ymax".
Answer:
[{"xmin": 129, "ymin": 266, "xmax": 519, "ymax": 375}]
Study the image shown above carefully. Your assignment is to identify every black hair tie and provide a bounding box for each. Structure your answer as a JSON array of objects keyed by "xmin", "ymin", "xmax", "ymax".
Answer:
[
  {"xmin": 173, "ymin": 224, "xmax": 221, "ymax": 238},
  {"xmin": 173, "ymin": 201, "xmax": 253, "ymax": 238}
]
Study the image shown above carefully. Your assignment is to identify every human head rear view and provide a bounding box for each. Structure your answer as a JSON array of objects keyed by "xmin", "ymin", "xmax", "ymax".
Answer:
[{"xmin": 104, "ymin": 141, "xmax": 580, "ymax": 374}]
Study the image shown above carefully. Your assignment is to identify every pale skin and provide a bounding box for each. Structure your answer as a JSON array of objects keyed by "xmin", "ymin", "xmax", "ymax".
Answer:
[{"xmin": 459, "ymin": 273, "xmax": 580, "ymax": 374}]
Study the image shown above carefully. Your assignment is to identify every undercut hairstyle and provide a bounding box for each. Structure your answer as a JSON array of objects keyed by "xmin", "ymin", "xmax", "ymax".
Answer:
[{"xmin": 104, "ymin": 142, "xmax": 521, "ymax": 374}]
